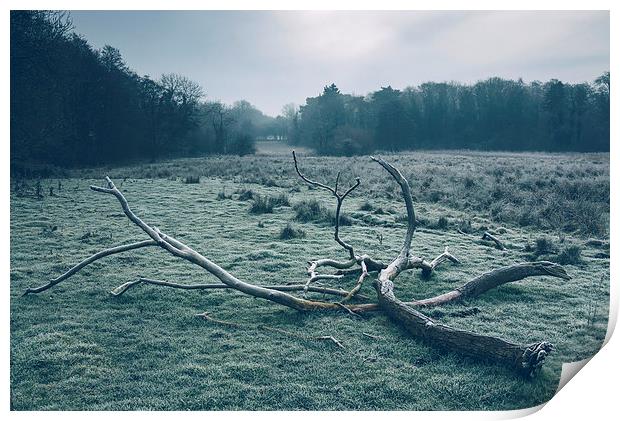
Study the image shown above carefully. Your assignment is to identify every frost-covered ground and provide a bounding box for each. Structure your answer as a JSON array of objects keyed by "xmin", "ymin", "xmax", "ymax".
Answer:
[{"xmin": 10, "ymin": 146, "xmax": 609, "ymax": 410}]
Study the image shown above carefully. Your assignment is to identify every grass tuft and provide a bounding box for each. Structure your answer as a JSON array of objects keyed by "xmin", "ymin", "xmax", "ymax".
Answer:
[
  {"xmin": 235, "ymin": 188, "xmax": 255, "ymax": 201},
  {"xmin": 535, "ymin": 237, "xmax": 555, "ymax": 256},
  {"xmin": 279, "ymin": 223, "xmax": 306, "ymax": 240},
  {"xmin": 10, "ymin": 150, "xmax": 609, "ymax": 411},
  {"xmin": 555, "ymin": 245, "xmax": 583, "ymax": 266},
  {"xmin": 359, "ymin": 201, "xmax": 374, "ymax": 212},
  {"xmin": 250, "ymin": 194, "xmax": 291, "ymax": 214},
  {"xmin": 294, "ymin": 200, "xmax": 330, "ymax": 223},
  {"xmin": 217, "ymin": 188, "xmax": 232, "ymax": 200},
  {"xmin": 435, "ymin": 216, "xmax": 449, "ymax": 230},
  {"xmin": 250, "ymin": 195, "xmax": 274, "ymax": 214}
]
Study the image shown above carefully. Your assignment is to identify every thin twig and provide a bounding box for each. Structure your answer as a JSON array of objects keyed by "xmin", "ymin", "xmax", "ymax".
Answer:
[
  {"xmin": 334, "ymin": 302, "xmax": 363, "ymax": 318},
  {"xmin": 293, "ymin": 151, "xmax": 360, "ymax": 258},
  {"xmin": 292, "ymin": 151, "xmax": 336, "ymax": 195},
  {"xmin": 196, "ymin": 312, "xmax": 345, "ymax": 349}
]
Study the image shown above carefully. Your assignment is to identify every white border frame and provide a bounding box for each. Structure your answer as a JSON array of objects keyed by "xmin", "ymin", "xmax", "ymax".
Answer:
[{"xmin": 2, "ymin": 1, "xmax": 616, "ymax": 419}]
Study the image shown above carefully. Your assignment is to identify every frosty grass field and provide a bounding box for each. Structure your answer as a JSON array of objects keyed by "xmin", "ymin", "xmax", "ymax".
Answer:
[{"xmin": 10, "ymin": 142, "xmax": 610, "ymax": 410}]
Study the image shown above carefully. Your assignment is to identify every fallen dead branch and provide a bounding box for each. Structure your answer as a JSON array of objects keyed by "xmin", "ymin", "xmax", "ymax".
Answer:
[
  {"xmin": 110, "ymin": 277, "xmax": 368, "ymax": 299},
  {"xmin": 482, "ymin": 231, "xmax": 507, "ymax": 250},
  {"xmin": 23, "ymin": 152, "xmax": 571, "ymax": 377}
]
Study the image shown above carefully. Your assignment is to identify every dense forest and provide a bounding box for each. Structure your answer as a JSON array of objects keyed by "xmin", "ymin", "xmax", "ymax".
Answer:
[
  {"xmin": 10, "ymin": 11, "xmax": 275, "ymax": 174},
  {"xmin": 11, "ymin": 11, "xmax": 610, "ymax": 173},
  {"xmin": 287, "ymin": 77, "xmax": 610, "ymax": 155}
]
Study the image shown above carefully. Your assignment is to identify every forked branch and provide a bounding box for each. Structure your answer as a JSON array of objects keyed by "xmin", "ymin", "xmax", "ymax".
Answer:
[
  {"xmin": 368, "ymin": 155, "xmax": 560, "ymax": 377},
  {"xmin": 293, "ymin": 151, "xmax": 359, "ymax": 259},
  {"xmin": 85, "ymin": 177, "xmax": 350, "ymax": 312},
  {"xmin": 23, "ymin": 156, "xmax": 568, "ymax": 377}
]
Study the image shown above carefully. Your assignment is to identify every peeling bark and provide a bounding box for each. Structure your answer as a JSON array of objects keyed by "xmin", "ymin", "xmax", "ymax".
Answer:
[
  {"xmin": 368, "ymin": 155, "xmax": 561, "ymax": 377},
  {"xmin": 376, "ymin": 289, "xmax": 554, "ymax": 377}
]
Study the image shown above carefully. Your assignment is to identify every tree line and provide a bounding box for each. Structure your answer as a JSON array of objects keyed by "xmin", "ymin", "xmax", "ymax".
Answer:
[
  {"xmin": 11, "ymin": 11, "xmax": 610, "ymax": 174},
  {"xmin": 10, "ymin": 11, "xmax": 277, "ymax": 174},
  {"xmin": 284, "ymin": 75, "xmax": 609, "ymax": 155}
]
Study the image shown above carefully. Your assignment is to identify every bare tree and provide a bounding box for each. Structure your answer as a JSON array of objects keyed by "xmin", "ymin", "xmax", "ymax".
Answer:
[
  {"xmin": 203, "ymin": 101, "xmax": 236, "ymax": 153},
  {"xmin": 24, "ymin": 153, "xmax": 570, "ymax": 377},
  {"xmin": 160, "ymin": 73, "xmax": 204, "ymax": 106}
]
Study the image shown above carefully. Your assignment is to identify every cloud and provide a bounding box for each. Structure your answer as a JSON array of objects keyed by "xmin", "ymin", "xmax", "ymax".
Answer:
[
  {"xmin": 428, "ymin": 11, "xmax": 609, "ymax": 70},
  {"xmin": 69, "ymin": 10, "xmax": 610, "ymax": 116}
]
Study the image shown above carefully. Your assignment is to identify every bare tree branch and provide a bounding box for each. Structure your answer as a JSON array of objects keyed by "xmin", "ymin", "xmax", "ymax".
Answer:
[
  {"xmin": 24, "ymin": 155, "xmax": 569, "ymax": 377},
  {"xmin": 110, "ymin": 277, "xmax": 372, "ymax": 301},
  {"xmin": 292, "ymin": 150, "xmax": 336, "ymax": 195},
  {"xmin": 87, "ymin": 177, "xmax": 352, "ymax": 312},
  {"xmin": 370, "ymin": 156, "xmax": 415, "ymax": 258},
  {"xmin": 482, "ymin": 232, "xmax": 507, "ymax": 250},
  {"xmin": 293, "ymin": 151, "xmax": 360, "ymax": 259},
  {"xmin": 345, "ymin": 261, "xmax": 570, "ymax": 313},
  {"xmin": 412, "ymin": 261, "xmax": 570, "ymax": 307},
  {"xmin": 23, "ymin": 240, "xmax": 158, "ymax": 295},
  {"xmin": 341, "ymin": 260, "xmax": 368, "ymax": 303},
  {"xmin": 410, "ymin": 247, "xmax": 461, "ymax": 276},
  {"xmin": 369, "ymin": 156, "xmax": 558, "ymax": 377}
]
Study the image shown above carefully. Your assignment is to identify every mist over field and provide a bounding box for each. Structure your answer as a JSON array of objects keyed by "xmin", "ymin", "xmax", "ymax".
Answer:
[
  {"xmin": 9, "ymin": 10, "xmax": 610, "ymax": 412},
  {"xmin": 11, "ymin": 10, "xmax": 610, "ymax": 172}
]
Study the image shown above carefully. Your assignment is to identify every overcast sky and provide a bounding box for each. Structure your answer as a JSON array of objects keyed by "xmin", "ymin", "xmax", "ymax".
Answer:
[{"xmin": 70, "ymin": 10, "xmax": 609, "ymax": 117}]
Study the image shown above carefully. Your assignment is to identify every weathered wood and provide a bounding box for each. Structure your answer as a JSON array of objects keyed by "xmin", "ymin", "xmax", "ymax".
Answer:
[
  {"xmin": 412, "ymin": 261, "xmax": 570, "ymax": 307},
  {"xmin": 370, "ymin": 156, "xmax": 416, "ymax": 258},
  {"xmin": 370, "ymin": 155, "xmax": 556, "ymax": 377},
  {"xmin": 89, "ymin": 177, "xmax": 345, "ymax": 312},
  {"xmin": 343, "ymin": 260, "xmax": 570, "ymax": 313},
  {"xmin": 111, "ymin": 277, "xmax": 368, "ymax": 299},
  {"xmin": 375, "ymin": 288, "xmax": 554, "ymax": 376},
  {"xmin": 424, "ymin": 246, "xmax": 461, "ymax": 273},
  {"xmin": 341, "ymin": 260, "xmax": 368, "ymax": 303},
  {"xmin": 482, "ymin": 231, "xmax": 506, "ymax": 250},
  {"xmin": 24, "ymin": 155, "xmax": 567, "ymax": 377},
  {"xmin": 373, "ymin": 248, "xmax": 554, "ymax": 376},
  {"xmin": 23, "ymin": 239, "xmax": 158, "ymax": 295}
]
